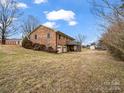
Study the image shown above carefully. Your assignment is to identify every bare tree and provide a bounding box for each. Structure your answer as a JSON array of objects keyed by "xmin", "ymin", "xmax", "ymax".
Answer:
[
  {"xmin": 120, "ymin": 0, "xmax": 124, "ymax": 8},
  {"xmin": 0, "ymin": 0, "xmax": 21, "ymax": 44},
  {"xmin": 89, "ymin": 0, "xmax": 124, "ymax": 60},
  {"xmin": 100, "ymin": 21, "xmax": 124, "ymax": 59},
  {"xmin": 89, "ymin": 0, "xmax": 124, "ymax": 24},
  {"xmin": 21, "ymin": 15, "xmax": 40, "ymax": 39},
  {"xmin": 75, "ymin": 33, "xmax": 86, "ymax": 45}
]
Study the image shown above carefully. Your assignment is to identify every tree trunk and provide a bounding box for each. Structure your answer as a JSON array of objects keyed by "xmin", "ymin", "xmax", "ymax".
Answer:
[{"xmin": 1, "ymin": 35, "xmax": 6, "ymax": 44}]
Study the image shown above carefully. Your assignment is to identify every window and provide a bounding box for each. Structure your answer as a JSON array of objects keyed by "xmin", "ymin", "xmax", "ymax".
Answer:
[
  {"xmin": 59, "ymin": 35, "xmax": 61, "ymax": 39},
  {"xmin": 47, "ymin": 33, "xmax": 50, "ymax": 39},
  {"xmin": 35, "ymin": 35, "xmax": 37, "ymax": 40}
]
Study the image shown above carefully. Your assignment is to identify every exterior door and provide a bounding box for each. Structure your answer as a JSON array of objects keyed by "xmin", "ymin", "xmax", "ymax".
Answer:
[{"xmin": 63, "ymin": 46, "xmax": 67, "ymax": 53}]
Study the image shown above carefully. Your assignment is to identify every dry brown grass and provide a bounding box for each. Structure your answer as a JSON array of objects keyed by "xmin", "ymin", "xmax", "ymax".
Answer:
[{"xmin": 0, "ymin": 45, "xmax": 124, "ymax": 93}]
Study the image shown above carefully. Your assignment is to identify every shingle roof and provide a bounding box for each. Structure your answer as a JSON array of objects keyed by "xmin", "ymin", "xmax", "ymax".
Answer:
[
  {"xmin": 29, "ymin": 25, "xmax": 75, "ymax": 40},
  {"xmin": 56, "ymin": 31, "xmax": 75, "ymax": 40},
  {"xmin": 67, "ymin": 41, "xmax": 81, "ymax": 45}
]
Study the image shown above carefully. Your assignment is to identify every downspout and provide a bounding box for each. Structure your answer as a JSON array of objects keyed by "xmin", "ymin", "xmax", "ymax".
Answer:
[{"xmin": 56, "ymin": 32, "xmax": 58, "ymax": 53}]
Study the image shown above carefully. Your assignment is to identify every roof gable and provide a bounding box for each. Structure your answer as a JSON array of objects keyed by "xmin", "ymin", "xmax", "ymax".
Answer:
[{"xmin": 29, "ymin": 25, "xmax": 75, "ymax": 40}]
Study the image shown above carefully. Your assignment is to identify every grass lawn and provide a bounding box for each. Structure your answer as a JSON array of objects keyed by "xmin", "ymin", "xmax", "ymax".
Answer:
[{"xmin": 0, "ymin": 45, "xmax": 124, "ymax": 93}]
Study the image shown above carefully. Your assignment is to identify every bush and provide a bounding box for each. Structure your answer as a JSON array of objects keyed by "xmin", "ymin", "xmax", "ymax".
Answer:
[
  {"xmin": 108, "ymin": 45, "xmax": 124, "ymax": 61},
  {"xmin": 33, "ymin": 43, "xmax": 42, "ymax": 51},
  {"xmin": 48, "ymin": 47, "xmax": 57, "ymax": 53},
  {"xmin": 40, "ymin": 44, "xmax": 46, "ymax": 51},
  {"xmin": 100, "ymin": 21, "xmax": 124, "ymax": 61},
  {"xmin": 33, "ymin": 43, "xmax": 46, "ymax": 51},
  {"xmin": 22, "ymin": 37, "xmax": 33, "ymax": 49}
]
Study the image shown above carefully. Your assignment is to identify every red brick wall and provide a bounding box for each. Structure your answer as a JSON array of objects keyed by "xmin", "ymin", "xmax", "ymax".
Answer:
[
  {"xmin": 29, "ymin": 26, "xmax": 74, "ymax": 51},
  {"xmin": 56, "ymin": 33, "xmax": 73, "ymax": 46},
  {"xmin": 29, "ymin": 26, "xmax": 57, "ymax": 50}
]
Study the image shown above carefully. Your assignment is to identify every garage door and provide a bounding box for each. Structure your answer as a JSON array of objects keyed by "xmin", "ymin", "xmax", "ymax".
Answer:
[{"xmin": 57, "ymin": 45, "xmax": 62, "ymax": 53}]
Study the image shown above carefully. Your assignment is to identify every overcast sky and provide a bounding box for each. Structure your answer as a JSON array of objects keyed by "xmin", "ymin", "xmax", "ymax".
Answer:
[{"xmin": 10, "ymin": 0, "xmax": 104, "ymax": 44}]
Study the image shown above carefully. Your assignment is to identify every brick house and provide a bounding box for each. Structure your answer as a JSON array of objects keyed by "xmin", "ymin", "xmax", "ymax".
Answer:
[{"xmin": 29, "ymin": 25, "xmax": 81, "ymax": 53}]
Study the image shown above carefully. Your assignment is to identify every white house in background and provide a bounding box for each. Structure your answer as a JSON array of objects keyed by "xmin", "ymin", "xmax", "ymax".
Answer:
[
  {"xmin": 90, "ymin": 45, "xmax": 96, "ymax": 50},
  {"xmin": 89, "ymin": 42, "xmax": 96, "ymax": 50}
]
